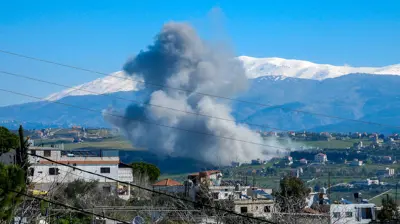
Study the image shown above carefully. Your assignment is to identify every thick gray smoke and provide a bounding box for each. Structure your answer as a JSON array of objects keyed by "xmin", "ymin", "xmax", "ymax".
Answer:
[{"xmin": 106, "ymin": 22, "xmax": 286, "ymax": 165}]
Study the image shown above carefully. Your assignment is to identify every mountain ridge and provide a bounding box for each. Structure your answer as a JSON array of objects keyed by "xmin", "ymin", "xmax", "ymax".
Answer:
[
  {"xmin": 43, "ymin": 56, "xmax": 400, "ymax": 102},
  {"xmin": 1, "ymin": 74, "xmax": 399, "ymax": 133}
]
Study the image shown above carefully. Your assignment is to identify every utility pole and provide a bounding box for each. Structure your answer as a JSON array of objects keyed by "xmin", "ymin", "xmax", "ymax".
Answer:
[
  {"xmin": 396, "ymin": 183, "xmax": 398, "ymax": 206},
  {"xmin": 328, "ymin": 170, "xmax": 331, "ymax": 199},
  {"xmin": 17, "ymin": 125, "xmax": 28, "ymax": 183}
]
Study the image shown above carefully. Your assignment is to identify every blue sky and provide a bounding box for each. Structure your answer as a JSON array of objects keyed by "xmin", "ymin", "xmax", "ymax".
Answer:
[{"xmin": 0, "ymin": 0, "xmax": 399, "ymax": 106}]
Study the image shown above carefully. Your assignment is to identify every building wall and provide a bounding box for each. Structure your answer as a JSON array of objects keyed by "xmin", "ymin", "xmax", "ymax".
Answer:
[
  {"xmin": 330, "ymin": 204, "xmax": 376, "ymax": 224},
  {"xmin": 118, "ymin": 167, "xmax": 133, "ymax": 182},
  {"xmin": 29, "ymin": 163, "xmax": 119, "ymax": 185},
  {"xmin": 233, "ymin": 199, "xmax": 274, "ymax": 218},
  {"xmin": 153, "ymin": 185, "xmax": 186, "ymax": 194}
]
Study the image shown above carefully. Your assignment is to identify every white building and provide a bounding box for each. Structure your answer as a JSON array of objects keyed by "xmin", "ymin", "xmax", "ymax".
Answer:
[
  {"xmin": 376, "ymin": 167, "xmax": 395, "ymax": 177},
  {"xmin": 330, "ymin": 203, "xmax": 376, "ymax": 224},
  {"xmin": 28, "ymin": 147, "xmax": 133, "ymax": 199},
  {"xmin": 314, "ymin": 153, "xmax": 328, "ymax": 164},
  {"xmin": 234, "ymin": 199, "xmax": 274, "ymax": 219}
]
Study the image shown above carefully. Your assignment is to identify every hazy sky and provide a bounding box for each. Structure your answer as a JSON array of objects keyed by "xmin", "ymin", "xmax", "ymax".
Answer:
[{"xmin": 0, "ymin": 0, "xmax": 399, "ymax": 106}]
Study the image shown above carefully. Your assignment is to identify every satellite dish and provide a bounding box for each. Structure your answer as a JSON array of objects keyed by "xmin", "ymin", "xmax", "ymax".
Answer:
[{"xmin": 132, "ymin": 216, "xmax": 145, "ymax": 224}]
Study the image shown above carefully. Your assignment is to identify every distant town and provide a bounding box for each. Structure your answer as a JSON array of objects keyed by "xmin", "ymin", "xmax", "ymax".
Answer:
[{"xmin": 2, "ymin": 126, "xmax": 400, "ymax": 223}]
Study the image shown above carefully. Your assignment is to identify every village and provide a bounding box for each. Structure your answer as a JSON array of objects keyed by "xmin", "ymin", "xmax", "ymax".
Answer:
[{"xmin": 2, "ymin": 133, "xmax": 399, "ymax": 224}]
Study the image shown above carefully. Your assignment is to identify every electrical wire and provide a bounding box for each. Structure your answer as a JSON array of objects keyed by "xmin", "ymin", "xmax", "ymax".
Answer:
[
  {"xmin": 1, "ymin": 187, "xmax": 130, "ymax": 224},
  {"xmin": 0, "ymin": 70, "xmax": 285, "ymax": 132},
  {"xmin": 0, "ymin": 87, "xmax": 288, "ymax": 150},
  {"xmin": 0, "ymin": 49, "xmax": 397, "ymax": 129},
  {"xmin": 28, "ymin": 153, "xmax": 276, "ymax": 224}
]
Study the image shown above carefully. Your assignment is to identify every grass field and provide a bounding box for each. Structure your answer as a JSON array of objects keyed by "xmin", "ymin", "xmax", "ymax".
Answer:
[
  {"xmin": 63, "ymin": 139, "xmax": 135, "ymax": 150},
  {"xmin": 301, "ymin": 139, "xmax": 372, "ymax": 149},
  {"xmin": 36, "ymin": 136, "xmax": 144, "ymax": 150}
]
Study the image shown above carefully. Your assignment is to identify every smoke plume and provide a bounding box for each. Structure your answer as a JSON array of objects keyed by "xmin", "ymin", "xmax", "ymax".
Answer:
[{"xmin": 106, "ymin": 22, "xmax": 286, "ymax": 165}]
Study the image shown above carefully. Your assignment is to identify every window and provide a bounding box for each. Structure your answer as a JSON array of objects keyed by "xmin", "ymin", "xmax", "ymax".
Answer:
[
  {"xmin": 264, "ymin": 206, "xmax": 271, "ymax": 213},
  {"xmin": 361, "ymin": 208, "xmax": 373, "ymax": 219},
  {"xmin": 43, "ymin": 150, "xmax": 51, "ymax": 157},
  {"xmin": 49, "ymin": 168, "xmax": 59, "ymax": 175},
  {"xmin": 333, "ymin": 212, "xmax": 340, "ymax": 218},
  {"xmin": 240, "ymin": 206, "xmax": 248, "ymax": 214},
  {"xmin": 31, "ymin": 150, "xmax": 36, "ymax": 155},
  {"xmin": 224, "ymin": 193, "xmax": 228, "ymax": 197},
  {"xmin": 73, "ymin": 163, "xmax": 77, "ymax": 171},
  {"xmin": 28, "ymin": 168, "xmax": 34, "ymax": 176},
  {"xmin": 345, "ymin": 212, "xmax": 353, "ymax": 217},
  {"xmin": 100, "ymin": 167, "xmax": 110, "ymax": 173}
]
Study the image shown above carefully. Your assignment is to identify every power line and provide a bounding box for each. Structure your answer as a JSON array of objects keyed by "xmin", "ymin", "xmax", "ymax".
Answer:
[
  {"xmin": 27, "ymin": 153, "xmax": 275, "ymax": 224},
  {"xmin": 0, "ymin": 70, "xmax": 284, "ymax": 132},
  {"xmin": 0, "ymin": 49, "xmax": 397, "ymax": 129},
  {"xmin": 1, "ymin": 187, "xmax": 131, "ymax": 224},
  {"xmin": 0, "ymin": 88, "xmax": 288, "ymax": 150}
]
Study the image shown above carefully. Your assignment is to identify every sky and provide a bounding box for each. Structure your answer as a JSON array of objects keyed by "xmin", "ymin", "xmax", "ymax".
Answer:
[{"xmin": 0, "ymin": 0, "xmax": 399, "ymax": 106}]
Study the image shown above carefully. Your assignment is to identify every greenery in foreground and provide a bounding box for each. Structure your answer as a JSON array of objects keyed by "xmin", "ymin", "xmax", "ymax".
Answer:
[
  {"xmin": 131, "ymin": 162, "xmax": 161, "ymax": 183},
  {"xmin": 0, "ymin": 163, "xmax": 26, "ymax": 221},
  {"xmin": 0, "ymin": 126, "xmax": 19, "ymax": 154}
]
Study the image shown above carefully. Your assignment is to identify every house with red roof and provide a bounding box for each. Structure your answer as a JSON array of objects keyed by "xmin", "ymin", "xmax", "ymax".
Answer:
[{"xmin": 152, "ymin": 178, "xmax": 185, "ymax": 194}]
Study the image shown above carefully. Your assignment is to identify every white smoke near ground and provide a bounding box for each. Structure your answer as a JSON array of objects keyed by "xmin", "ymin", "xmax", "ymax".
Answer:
[{"xmin": 105, "ymin": 22, "xmax": 288, "ymax": 165}]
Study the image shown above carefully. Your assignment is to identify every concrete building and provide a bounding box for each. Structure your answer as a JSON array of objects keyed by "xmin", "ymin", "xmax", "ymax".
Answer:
[
  {"xmin": 314, "ymin": 153, "xmax": 328, "ymax": 164},
  {"xmin": 376, "ymin": 167, "xmax": 395, "ymax": 178},
  {"xmin": 234, "ymin": 199, "xmax": 274, "ymax": 219},
  {"xmin": 27, "ymin": 147, "xmax": 133, "ymax": 200},
  {"xmin": 330, "ymin": 203, "xmax": 376, "ymax": 224},
  {"xmin": 152, "ymin": 178, "xmax": 184, "ymax": 194}
]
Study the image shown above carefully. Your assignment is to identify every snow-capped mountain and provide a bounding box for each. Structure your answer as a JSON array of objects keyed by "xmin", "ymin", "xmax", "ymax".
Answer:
[
  {"xmin": 2, "ymin": 73, "xmax": 400, "ymax": 133},
  {"xmin": 44, "ymin": 56, "xmax": 400, "ymax": 101},
  {"xmin": 45, "ymin": 72, "xmax": 141, "ymax": 101},
  {"xmin": 239, "ymin": 56, "xmax": 400, "ymax": 80}
]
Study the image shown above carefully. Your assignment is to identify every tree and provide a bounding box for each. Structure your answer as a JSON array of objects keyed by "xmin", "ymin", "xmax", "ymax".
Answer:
[
  {"xmin": 0, "ymin": 163, "xmax": 26, "ymax": 221},
  {"xmin": 274, "ymin": 176, "xmax": 310, "ymax": 213},
  {"xmin": 17, "ymin": 125, "xmax": 29, "ymax": 168},
  {"xmin": 0, "ymin": 126, "xmax": 19, "ymax": 155},
  {"xmin": 378, "ymin": 196, "xmax": 398, "ymax": 221},
  {"xmin": 131, "ymin": 162, "xmax": 160, "ymax": 183}
]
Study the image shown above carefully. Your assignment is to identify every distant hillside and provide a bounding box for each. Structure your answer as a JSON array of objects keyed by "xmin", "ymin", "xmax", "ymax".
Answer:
[{"xmin": 1, "ymin": 74, "xmax": 399, "ymax": 133}]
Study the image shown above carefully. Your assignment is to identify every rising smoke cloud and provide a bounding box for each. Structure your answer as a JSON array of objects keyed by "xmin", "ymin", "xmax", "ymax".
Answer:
[{"xmin": 106, "ymin": 22, "xmax": 287, "ymax": 165}]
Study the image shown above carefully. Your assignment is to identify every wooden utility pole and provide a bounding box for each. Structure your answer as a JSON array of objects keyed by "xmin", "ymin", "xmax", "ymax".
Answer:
[
  {"xmin": 328, "ymin": 170, "xmax": 331, "ymax": 199},
  {"xmin": 18, "ymin": 125, "xmax": 29, "ymax": 183}
]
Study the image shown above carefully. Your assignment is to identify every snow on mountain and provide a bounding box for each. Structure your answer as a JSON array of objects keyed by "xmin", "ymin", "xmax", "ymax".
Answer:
[
  {"xmin": 239, "ymin": 56, "xmax": 400, "ymax": 80},
  {"xmin": 44, "ymin": 57, "xmax": 400, "ymax": 101},
  {"xmin": 45, "ymin": 71, "xmax": 141, "ymax": 101}
]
